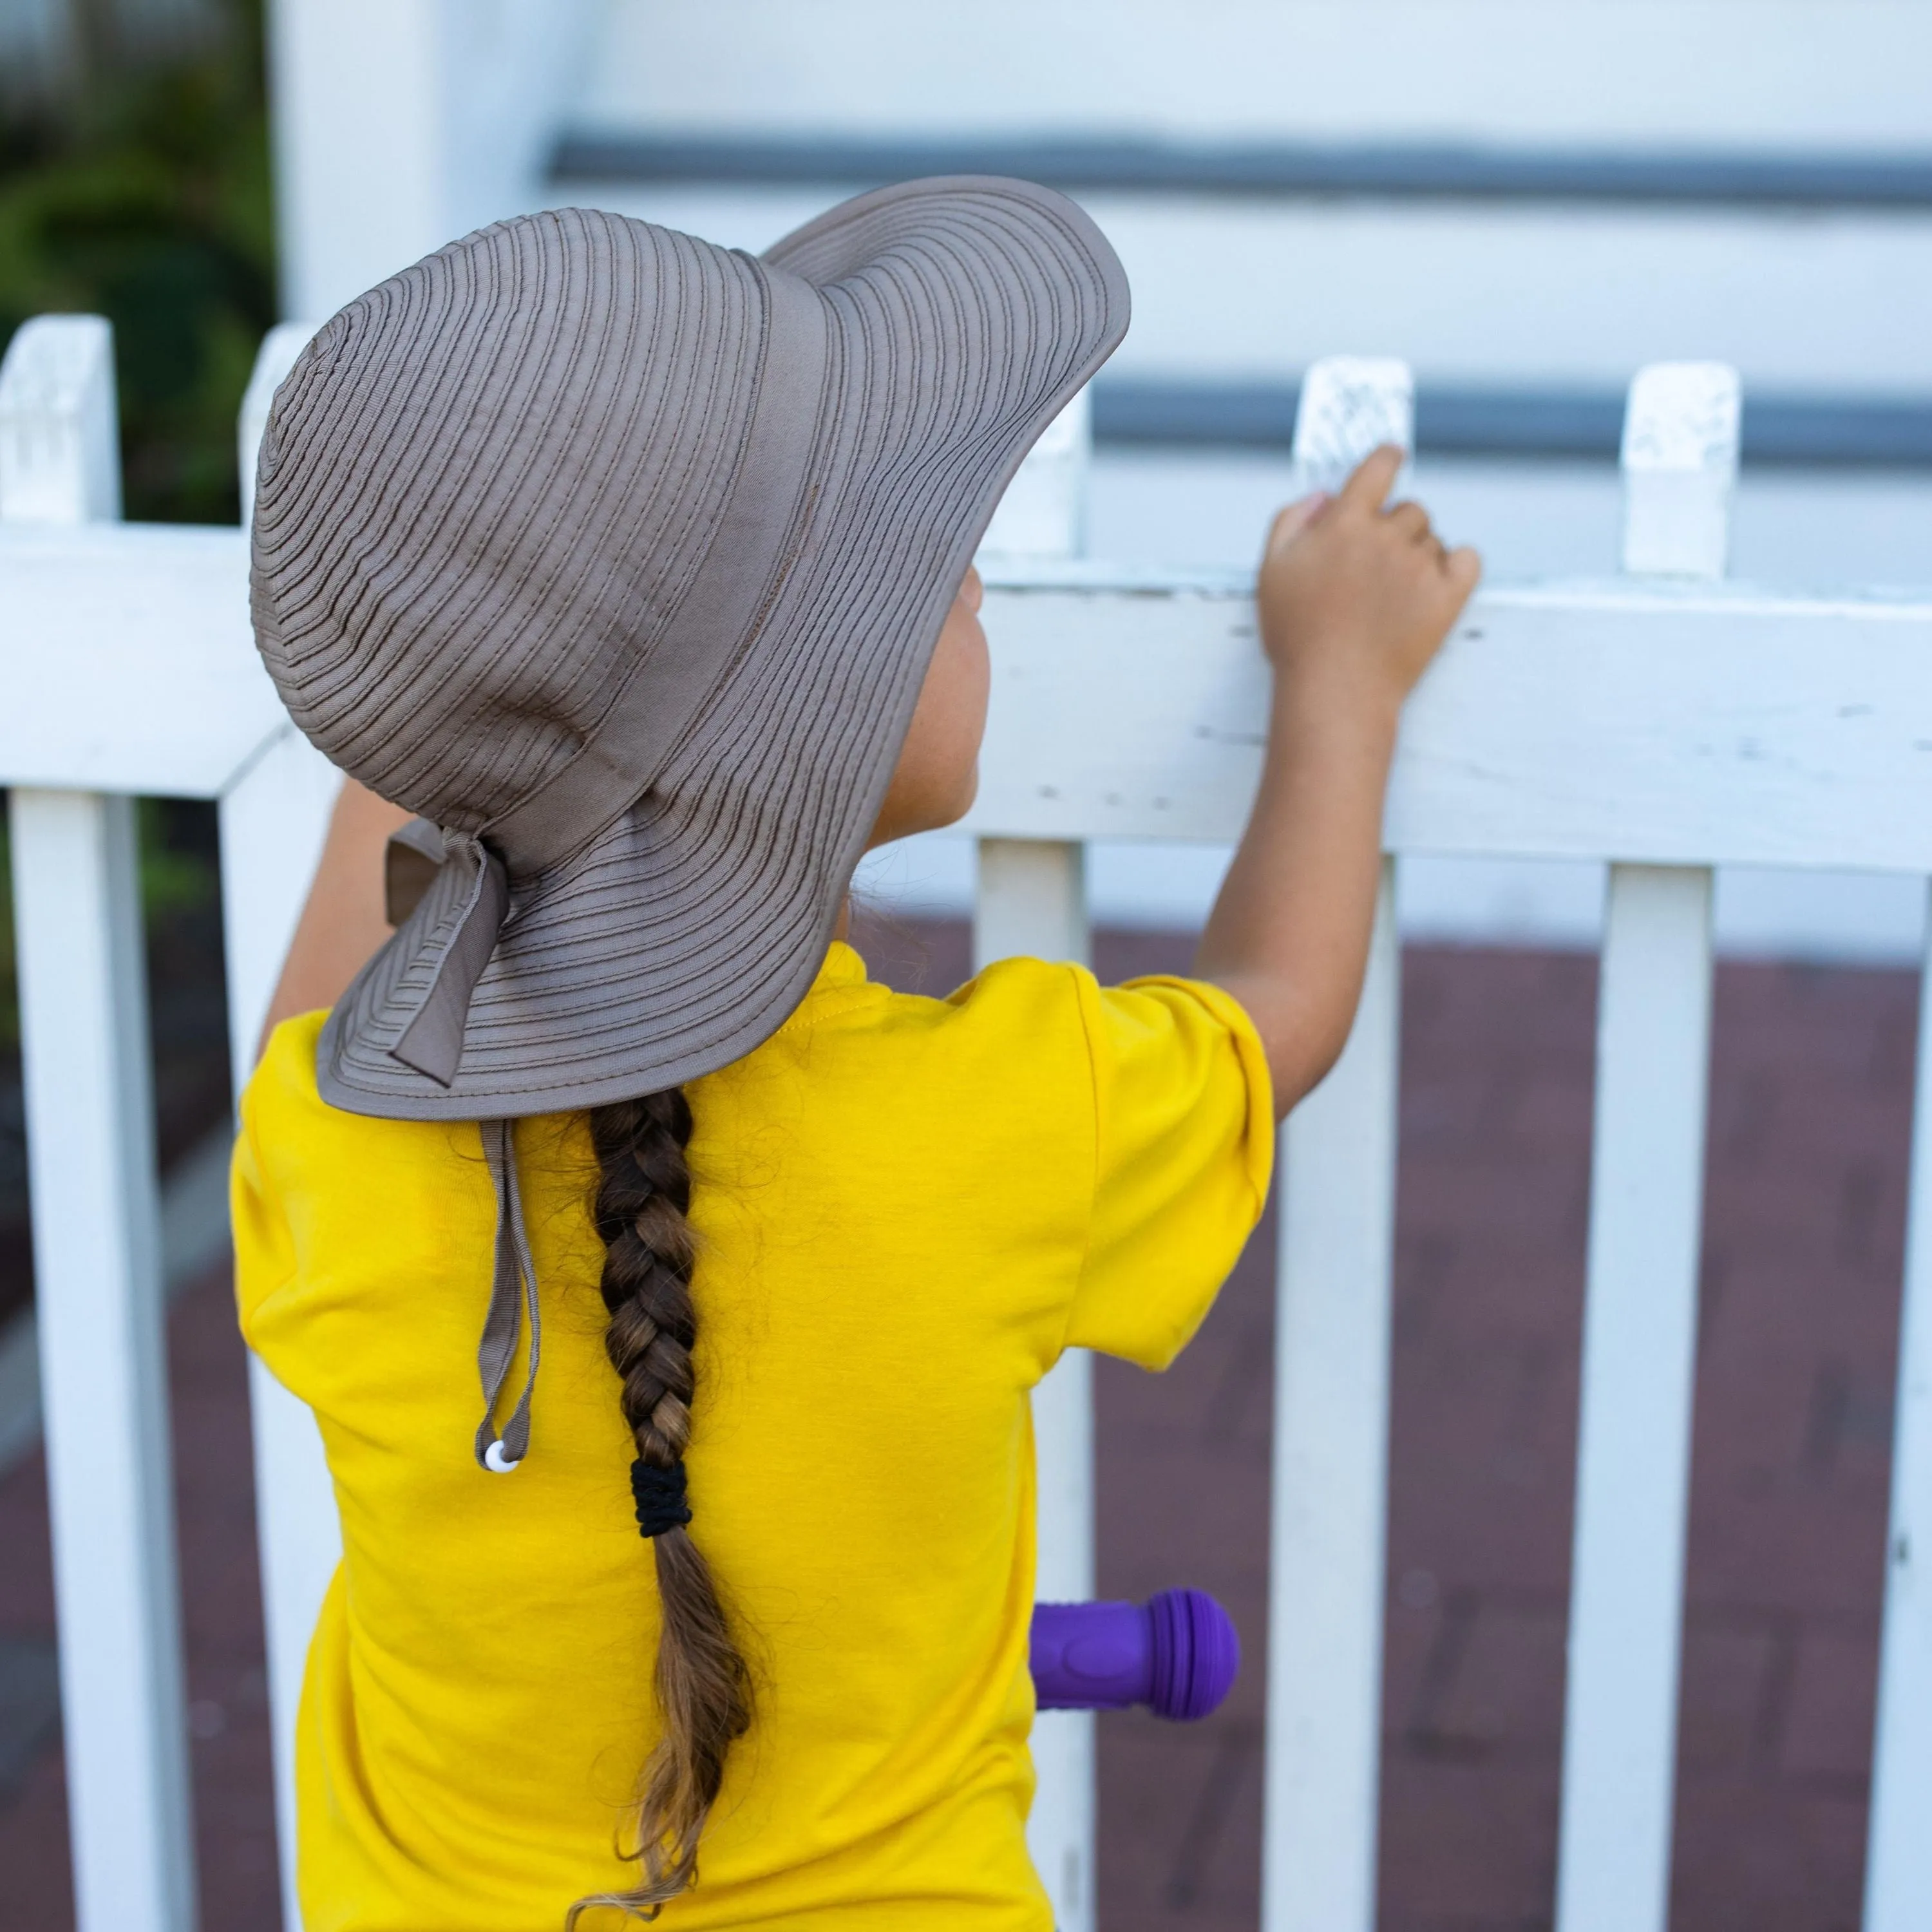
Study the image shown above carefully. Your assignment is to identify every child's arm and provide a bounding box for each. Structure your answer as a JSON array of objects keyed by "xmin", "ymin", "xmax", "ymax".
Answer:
[
  {"xmin": 1195, "ymin": 446, "xmax": 1479, "ymax": 1117},
  {"xmin": 258, "ymin": 779, "xmax": 412, "ymax": 1056}
]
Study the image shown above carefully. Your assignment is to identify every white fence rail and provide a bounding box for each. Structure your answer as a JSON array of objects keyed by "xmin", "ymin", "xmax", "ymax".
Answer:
[
  {"xmin": 4, "ymin": 313, "xmax": 1931, "ymax": 1932},
  {"xmin": 1, "ymin": 314, "xmax": 337, "ymax": 1932}
]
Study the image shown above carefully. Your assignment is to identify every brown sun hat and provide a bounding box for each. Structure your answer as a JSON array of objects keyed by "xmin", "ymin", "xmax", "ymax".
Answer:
[{"xmin": 251, "ymin": 180, "xmax": 1128, "ymax": 1121}]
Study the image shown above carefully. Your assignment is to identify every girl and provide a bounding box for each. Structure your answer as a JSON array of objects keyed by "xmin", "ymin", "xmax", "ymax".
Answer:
[{"xmin": 235, "ymin": 180, "xmax": 1477, "ymax": 1929}]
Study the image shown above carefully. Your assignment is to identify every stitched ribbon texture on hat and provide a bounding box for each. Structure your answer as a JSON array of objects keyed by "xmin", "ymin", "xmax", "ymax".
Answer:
[
  {"xmin": 269, "ymin": 189, "xmax": 1129, "ymax": 1121},
  {"xmin": 480, "ymin": 257, "xmax": 829, "ymax": 881}
]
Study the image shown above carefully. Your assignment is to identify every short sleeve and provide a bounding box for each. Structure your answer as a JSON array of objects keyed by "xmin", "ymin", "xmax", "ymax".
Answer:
[{"xmin": 1063, "ymin": 974, "xmax": 1274, "ymax": 1370}]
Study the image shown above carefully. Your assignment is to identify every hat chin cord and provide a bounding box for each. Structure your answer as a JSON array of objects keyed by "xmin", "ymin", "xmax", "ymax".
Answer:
[{"xmin": 473, "ymin": 1118, "xmax": 541, "ymax": 1473}]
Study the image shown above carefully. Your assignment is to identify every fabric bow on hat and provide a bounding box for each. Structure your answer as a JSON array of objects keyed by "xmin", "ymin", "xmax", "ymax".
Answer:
[{"xmin": 383, "ymin": 821, "xmax": 509, "ymax": 1089}]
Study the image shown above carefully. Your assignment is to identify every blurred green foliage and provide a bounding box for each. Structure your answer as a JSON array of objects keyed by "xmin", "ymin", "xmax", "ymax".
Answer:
[
  {"xmin": 0, "ymin": 11, "xmax": 264, "ymax": 1281},
  {"xmin": 0, "ymin": 0, "xmax": 276, "ymax": 525},
  {"xmin": 0, "ymin": 14, "xmax": 261, "ymax": 1072}
]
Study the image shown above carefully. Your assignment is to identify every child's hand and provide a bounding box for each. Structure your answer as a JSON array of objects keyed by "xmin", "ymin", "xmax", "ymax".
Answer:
[
  {"xmin": 1256, "ymin": 445, "xmax": 1479, "ymax": 721},
  {"xmin": 1195, "ymin": 448, "xmax": 1481, "ymax": 1114}
]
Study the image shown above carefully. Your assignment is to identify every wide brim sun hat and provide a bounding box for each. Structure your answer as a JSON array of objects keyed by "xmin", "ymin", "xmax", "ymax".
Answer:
[{"xmin": 251, "ymin": 178, "xmax": 1128, "ymax": 1120}]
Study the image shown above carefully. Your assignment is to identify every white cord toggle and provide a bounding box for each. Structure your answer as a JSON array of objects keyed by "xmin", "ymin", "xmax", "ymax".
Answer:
[{"xmin": 483, "ymin": 1439, "xmax": 521, "ymax": 1474}]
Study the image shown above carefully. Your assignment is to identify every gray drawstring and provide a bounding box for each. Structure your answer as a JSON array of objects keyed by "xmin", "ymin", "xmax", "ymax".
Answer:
[{"xmin": 475, "ymin": 1119, "xmax": 542, "ymax": 1472}]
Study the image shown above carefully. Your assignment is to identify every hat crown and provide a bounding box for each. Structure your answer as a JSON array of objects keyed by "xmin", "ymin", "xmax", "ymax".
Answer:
[
  {"xmin": 252, "ymin": 208, "xmax": 772, "ymax": 838},
  {"xmin": 284, "ymin": 178, "xmax": 1131, "ymax": 1121}
]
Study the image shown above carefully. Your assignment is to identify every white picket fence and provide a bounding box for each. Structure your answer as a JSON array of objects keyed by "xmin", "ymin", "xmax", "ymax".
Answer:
[{"xmin": 3, "ymin": 313, "xmax": 1931, "ymax": 1932}]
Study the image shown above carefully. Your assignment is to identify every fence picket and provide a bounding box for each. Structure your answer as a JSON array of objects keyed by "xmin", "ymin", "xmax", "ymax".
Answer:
[
  {"xmin": 222, "ymin": 326, "xmax": 346, "ymax": 1931},
  {"xmin": 1264, "ymin": 865, "xmax": 1400, "ymax": 1932},
  {"xmin": 1556, "ymin": 862, "xmax": 1714, "ymax": 1932},
  {"xmin": 973, "ymin": 837, "xmax": 1094, "ymax": 1931},
  {"xmin": 1, "ymin": 317, "xmax": 196, "ymax": 1932},
  {"xmin": 1865, "ymin": 891, "xmax": 1932, "ymax": 1931},
  {"xmin": 1287, "ymin": 354, "xmax": 1414, "ymax": 500},
  {"xmin": 976, "ymin": 390, "xmax": 1097, "ymax": 1932},
  {"xmin": 1553, "ymin": 363, "xmax": 1736, "ymax": 1932},
  {"xmin": 1620, "ymin": 362, "xmax": 1741, "ymax": 580},
  {"xmin": 0, "ymin": 315, "xmax": 120, "ymax": 525},
  {"xmin": 1261, "ymin": 355, "xmax": 1414, "ymax": 1932},
  {"xmin": 981, "ymin": 389, "xmax": 1089, "ymax": 563}
]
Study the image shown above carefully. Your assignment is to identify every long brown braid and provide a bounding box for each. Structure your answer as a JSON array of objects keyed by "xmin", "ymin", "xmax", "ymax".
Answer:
[{"xmin": 569, "ymin": 1088, "xmax": 752, "ymax": 1922}]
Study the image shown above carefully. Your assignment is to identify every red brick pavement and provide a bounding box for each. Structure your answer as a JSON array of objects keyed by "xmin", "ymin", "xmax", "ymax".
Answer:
[
  {"xmin": 0, "ymin": 934, "xmax": 1908, "ymax": 1932},
  {"xmin": 1083, "ymin": 941, "xmax": 1904, "ymax": 1932}
]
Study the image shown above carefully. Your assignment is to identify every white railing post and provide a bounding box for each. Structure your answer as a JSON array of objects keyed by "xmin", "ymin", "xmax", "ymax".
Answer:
[
  {"xmin": 1, "ymin": 316, "xmax": 197, "ymax": 1932},
  {"xmin": 222, "ymin": 319, "xmax": 343, "ymax": 1932},
  {"xmin": 1553, "ymin": 363, "xmax": 1738, "ymax": 1932},
  {"xmin": 0, "ymin": 315, "xmax": 120, "ymax": 523},
  {"xmin": 977, "ymin": 390, "xmax": 1095, "ymax": 1932},
  {"xmin": 1264, "ymin": 867, "xmax": 1399, "ymax": 1932},
  {"xmin": 1287, "ymin": 355, "xmax": 1414, "ymax": 502},
  {"xmin": 1866, "ymin": 916, "xmax": 1932, "ymax": 1930},
  {"xmin": 1262, "ymin": 355, "xmax": 1412, "ymax": 1932},
  {"xmin": 1620, "ymin": 362, "xmax": 1740, "ymax": 580}
]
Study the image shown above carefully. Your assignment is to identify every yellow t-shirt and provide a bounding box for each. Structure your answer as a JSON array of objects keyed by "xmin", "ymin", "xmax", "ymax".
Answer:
[{"xmin": 233, "ymin": 943, "xmax": 1272, "ymax": 1931}]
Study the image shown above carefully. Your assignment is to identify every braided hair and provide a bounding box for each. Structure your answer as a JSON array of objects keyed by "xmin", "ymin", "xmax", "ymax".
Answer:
[{"xmin": 569, "ymin": 1089, "xmax": 752, "ymax": 1921}]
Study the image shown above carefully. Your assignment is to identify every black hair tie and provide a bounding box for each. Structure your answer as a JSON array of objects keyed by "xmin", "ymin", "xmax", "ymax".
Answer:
[{"xmin": 631, "ymin": 1458, "xmax": 692, "ymax": 1540}]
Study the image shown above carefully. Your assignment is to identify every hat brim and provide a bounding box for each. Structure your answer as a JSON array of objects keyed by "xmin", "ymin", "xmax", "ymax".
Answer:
[{"xmin": 316, "ymin": 178, "xmax": 1128, "ymax": 1118}]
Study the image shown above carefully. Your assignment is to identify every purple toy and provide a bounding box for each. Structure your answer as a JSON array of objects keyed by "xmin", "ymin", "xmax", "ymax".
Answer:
[{"xmin": 1030, "ymin": 1590, "xmax": 1240, "ymax": 1720}]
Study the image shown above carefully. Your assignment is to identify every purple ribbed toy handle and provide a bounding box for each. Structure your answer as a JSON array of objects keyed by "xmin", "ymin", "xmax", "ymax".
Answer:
[{"xmin": 1030, "ymin": 1589, "xmax": 1239, "ymax": 1719}]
